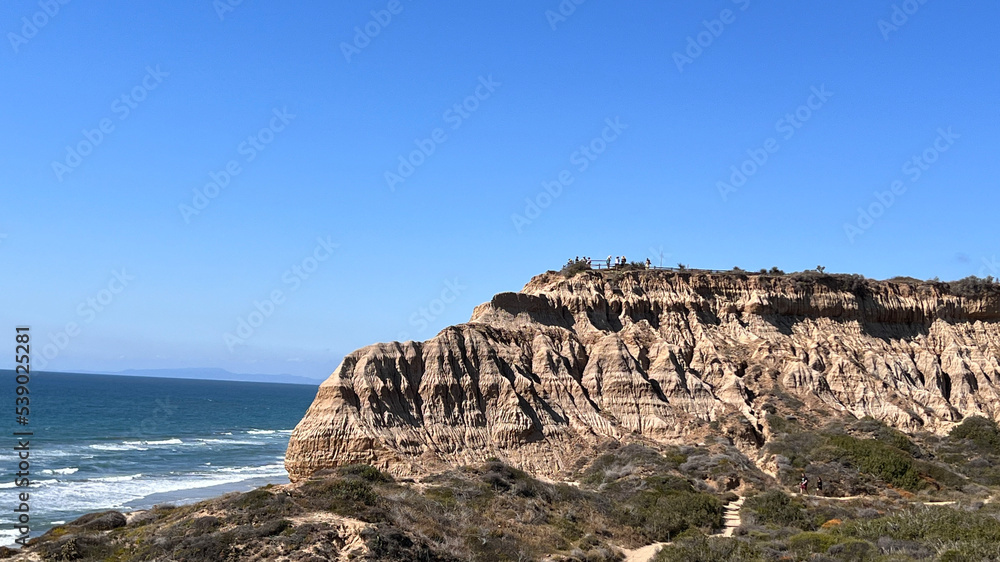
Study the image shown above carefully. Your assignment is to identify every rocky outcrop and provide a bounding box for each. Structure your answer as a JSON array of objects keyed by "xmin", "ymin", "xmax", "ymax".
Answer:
[{"xmin": 285, "ymin": 271, "xmax": 1000, "ymax": 481}]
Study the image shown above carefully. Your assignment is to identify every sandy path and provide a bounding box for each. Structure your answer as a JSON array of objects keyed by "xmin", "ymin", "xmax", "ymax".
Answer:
[
  {"xmin": 621, "ymin": 542, "xmax": 669, "ymax": 562},
  {"xmin": 619, "ymin": 494, "xmax": 745, "ymax": 561}
]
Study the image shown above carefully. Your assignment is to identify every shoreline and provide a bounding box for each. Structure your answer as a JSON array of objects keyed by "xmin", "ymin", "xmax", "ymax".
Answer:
[{"xmin": 1, "ymin": 474, "xmax": 291, "ymax": 548}]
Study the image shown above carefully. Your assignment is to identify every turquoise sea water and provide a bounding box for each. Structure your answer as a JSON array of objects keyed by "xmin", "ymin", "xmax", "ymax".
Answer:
[{"xmin": 1, "ymin": 371, "xmax": 318, "ymax": 546}]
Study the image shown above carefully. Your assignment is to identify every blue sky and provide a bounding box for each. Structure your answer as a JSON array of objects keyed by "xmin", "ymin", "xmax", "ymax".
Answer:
[{"xmin": 2, "ymin": 0, "xmax": 998, "ymax": 379}]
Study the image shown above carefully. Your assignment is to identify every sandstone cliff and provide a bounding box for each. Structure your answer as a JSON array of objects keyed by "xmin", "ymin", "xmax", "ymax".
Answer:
[{"xmin": 285, "ymin": 270, "xmax": 1000, "ymax": 481}]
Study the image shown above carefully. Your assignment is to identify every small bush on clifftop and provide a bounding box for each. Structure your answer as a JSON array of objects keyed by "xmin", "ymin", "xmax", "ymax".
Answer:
[{"xmin": 561, "ymin": 261, "xmax": 591, "ymax": 277}]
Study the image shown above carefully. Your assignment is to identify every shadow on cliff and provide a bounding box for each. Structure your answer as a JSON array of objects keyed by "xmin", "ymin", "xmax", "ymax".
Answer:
[
  {"xmin": 489, "ymin": 292, "xmax": 578, "ymax": 329},
  {"xmin": 761, "ymin": 292, "xmax": 934, "ymax": 342}
]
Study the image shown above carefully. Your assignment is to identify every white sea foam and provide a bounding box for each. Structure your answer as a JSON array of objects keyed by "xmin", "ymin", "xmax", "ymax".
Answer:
[
  {"xmin": 122, "ymin": 438, "xmax": 184, "ymax": 446},
  {"xmin": 90, "ymin": 438, "xmax": 192, "ymax": 451},
  {"xmin": 146, "ymin": 438, "xmax": 184, "ymax": 445},
  {"xmin": 246, "ymin": 429, "xmax": 276, "ymax": 435},
  {"xmin": 0, "ymin": 529, "xmax": 23, "ymax": 547},
  {"xmin": 92, "ymin": 474, "xmax": 143, "ymax": 483},
  {"xmin": 27, "ymin": 465, "xmax": 288, "ymax": 515},
  {"xmin": 41, "ymin": 468, "xmax": 79, "ymax": 475},
  {"xmin": 90, "ymin": 443, "xmax": 149, "ymax": 451},
  {"xmin": 215, "ymin": 463, "xmax": 286, "ymax": 475},
  {"xmin": 197, "ymin": 439, "xmax": 258, "ymax": 446}
]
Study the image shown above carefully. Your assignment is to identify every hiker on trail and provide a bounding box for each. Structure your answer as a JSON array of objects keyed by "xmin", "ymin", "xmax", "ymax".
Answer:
[
  {"xmin": 799, "ymin": 474, "xmax": 808, "ymax": 494},
  {"xmin": 622, "ymin": 255, "xmax": 627, "ymax": 266},
  {"xmin": 817, "ymin": 477, "xmax": 823, "ymax": 495},
  {"xmin": 606, "ymin": 256, "xmax": 611, "ymax": 268},
  {"xmin": 646, "ymin": 258, "xmax": 651, "ymax": 269}
]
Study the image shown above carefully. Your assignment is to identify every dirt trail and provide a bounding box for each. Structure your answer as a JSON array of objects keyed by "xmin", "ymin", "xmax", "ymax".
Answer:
[
  {"xmin": 721, "ymin": 495, "xmax": 744, "ymax": 538},
  {"xmin": 794, "ymin": 493, "xmax": 865, "ymax": 501},
  {"xmin": 619, "ymin": 494, "xmax": 746, "ymax": 561},
  {"xmin": 621, "ymin": 542, "xmax": 669, "ymax": 562}
]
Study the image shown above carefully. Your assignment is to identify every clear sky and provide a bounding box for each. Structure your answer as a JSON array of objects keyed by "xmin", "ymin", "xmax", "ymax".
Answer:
[{"xmin": 2, "ymin": 1, "xmax": 998, "ymax": 379}]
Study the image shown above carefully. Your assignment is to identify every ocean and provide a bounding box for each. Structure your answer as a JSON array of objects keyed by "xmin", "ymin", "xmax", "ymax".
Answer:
[{"xmin": 0, "ymin": 371, "xmax": 318, "ymax": 546}]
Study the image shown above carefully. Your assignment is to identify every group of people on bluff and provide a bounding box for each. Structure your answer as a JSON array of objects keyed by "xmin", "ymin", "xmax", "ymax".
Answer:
[{"xmin": 566, "ymin": 255, "xmax": 653, "ymax": 269}]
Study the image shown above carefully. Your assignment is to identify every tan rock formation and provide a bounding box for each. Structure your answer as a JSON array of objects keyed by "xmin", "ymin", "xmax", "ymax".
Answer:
[{"xmin": 285, "ymin": 271, "xmax": 1000, "ymax": 481}]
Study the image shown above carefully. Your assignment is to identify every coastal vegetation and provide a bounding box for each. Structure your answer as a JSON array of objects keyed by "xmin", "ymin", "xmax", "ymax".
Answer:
[{"xmin": 14, "ymin": 419, "xmax": 1000, "ymax": 561}]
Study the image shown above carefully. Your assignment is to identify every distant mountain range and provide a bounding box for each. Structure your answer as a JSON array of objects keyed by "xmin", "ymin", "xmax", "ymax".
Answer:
[{"xmin": 103, "ymin": 368, "xmax": 324, "ymax": 386}]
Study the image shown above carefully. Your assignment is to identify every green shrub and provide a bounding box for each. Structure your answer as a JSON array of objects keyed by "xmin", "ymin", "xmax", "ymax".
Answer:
[
  {"xmin": 324, "ymin": 479, "xmax": 380, "ymax": 505},
  {"xmin": 224, "ymin": 488, "xmax": 297, "ymax": 526},
  {"xmin": 653, "ymin": 535, "xmax": 764, "ymax": 562},
  {"xmin": 937, "ymin": 541, "xmax": 1000, "ymax": 561},
  {"xmin": 561, "ymin": 261, "xmax": 591, "ymax": 277},
  {"xmin": 854, "ymin": 417, "xmax": 918, "ymax": 454},
  {"xmin": 743, "ymin": 490, "xmax": 810, "ymax": 529},
  {"xmin": 169, "ymin": 530, "xmax": 236, "ymax": 561},
  {"xmin": 837, "ymin": 506, "xmax": 1000, "ymax": 543},
  {"xmin": 950, "ymin": 416, "xmax": 1000, "ymax": 451},
  {"xmin": 234, "ymin": 489, "xmax": 275, "ymax": 510},
  {"xmin": 580, "ymin": 444, "xmax": 686, "ymax": 486},
  {"xmin": 826, "ymin": 434, "xmax": 921, "ymax": 491},
  {"xmin": 362, "ymin": 525, "xmax": 445, "ymax": 561},
  {"xmin": 826, "ymin": 538, "xmax": 876, "ymax": 561},
  {"xmin": 299, "ymin": 477, "xmax": 383, "ymax": 519},
  {"xmin": 948, "ymin": 276, "xmax": 999, "ymax": 297},
  {"xmin": 788, "ymin": 531, "xmax": 838, "ymax": 555},
  {"xmin": 338, "ymin": 463, "xmax": 394, "ymax": 483},
  {"xmin": 618, "ymin": 478, "xmax": 722, "ymax": 542}
]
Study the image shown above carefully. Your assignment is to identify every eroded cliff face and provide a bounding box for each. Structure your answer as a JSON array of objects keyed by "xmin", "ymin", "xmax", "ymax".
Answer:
[{"xmin": 285, "ymin": 271, "xmax": 1000, "ymax": 481}]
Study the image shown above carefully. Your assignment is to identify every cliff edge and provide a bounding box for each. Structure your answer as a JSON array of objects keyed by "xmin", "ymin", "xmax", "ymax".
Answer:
[{"xmin": 285, "ymin": 270, "xmax": 1000, "ymax": 481}]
